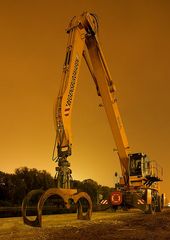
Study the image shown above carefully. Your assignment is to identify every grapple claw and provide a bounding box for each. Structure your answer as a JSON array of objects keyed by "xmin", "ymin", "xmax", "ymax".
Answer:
[{"xmin": 22, "ymin": 188, "xmax": 92, "ymax": 227}]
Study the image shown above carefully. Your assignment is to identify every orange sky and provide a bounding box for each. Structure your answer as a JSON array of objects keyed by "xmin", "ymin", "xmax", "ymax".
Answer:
[{"xmin": 0, "ymin": 0, "xmax": 170, "ymax": 199}]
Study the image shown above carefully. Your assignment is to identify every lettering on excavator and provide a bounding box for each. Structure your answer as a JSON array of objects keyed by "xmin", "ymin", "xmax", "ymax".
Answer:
[{"xmin": 66, "ymin": 57, "xmax": 79, "ymax": 108}]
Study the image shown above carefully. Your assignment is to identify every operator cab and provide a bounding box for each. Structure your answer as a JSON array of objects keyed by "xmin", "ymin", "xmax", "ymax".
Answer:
[
  {"xmin": 129, "ymin": 153, "xmax": 148, "ymax": 177},
  {"xmin": 129, "ymin": 152, "xmax": 163, "ymax": 182}
]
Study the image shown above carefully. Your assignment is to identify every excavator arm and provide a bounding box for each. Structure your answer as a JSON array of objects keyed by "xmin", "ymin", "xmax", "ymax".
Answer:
[
  {"xmin": 53, "ymin": 12, "xmax": 130, "ymax": 188},
  {"xmin": 54, "ymin": 16, "xmax": 86, "ymax": 160}
]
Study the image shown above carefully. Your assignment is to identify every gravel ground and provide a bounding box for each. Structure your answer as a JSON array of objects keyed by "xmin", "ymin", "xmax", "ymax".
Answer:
[{"xmin": 0, "ymin": 209, "xmax": 170, "ymax": 240}]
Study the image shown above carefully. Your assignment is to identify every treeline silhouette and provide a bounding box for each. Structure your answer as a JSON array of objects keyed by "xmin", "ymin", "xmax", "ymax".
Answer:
[{"xmin": 0, "ymin": 167, "xmax": 113, "ymax": 211}]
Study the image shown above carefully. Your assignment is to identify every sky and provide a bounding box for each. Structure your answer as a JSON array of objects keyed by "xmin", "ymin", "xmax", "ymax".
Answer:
[{"xmin": 0, "ymin": 0, "xmax": 170, "ymax": 199}]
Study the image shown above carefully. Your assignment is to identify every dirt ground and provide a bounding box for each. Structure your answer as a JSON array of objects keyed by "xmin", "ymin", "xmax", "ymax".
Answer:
[{"xmin": 0, "ymin": 208, "xmax": 170, "ymax": 240}]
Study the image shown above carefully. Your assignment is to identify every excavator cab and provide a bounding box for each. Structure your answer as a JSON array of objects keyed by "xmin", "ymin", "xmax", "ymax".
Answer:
[
  {"xmin": 129, "ymin": 153, "xmax": 147, "ymax": 177},
  {"xmin": 129, "ymin": 153, "xmax": 144, "ymax": 177},
  {"xmin": 129, "ymin": 153, "xmax": 163, "ymax": 187}
]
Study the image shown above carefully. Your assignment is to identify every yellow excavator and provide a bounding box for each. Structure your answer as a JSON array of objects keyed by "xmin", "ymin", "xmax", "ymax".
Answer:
[
  {"xmin": 53, "ymin": 11, "xmax": 164, "ymax": 213},
  {"xmin": 22, "ymin": 12, "xmax": 164, "ymax": 227}
]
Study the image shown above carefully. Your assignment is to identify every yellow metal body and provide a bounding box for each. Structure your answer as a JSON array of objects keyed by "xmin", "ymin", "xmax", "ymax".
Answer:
[
  {"xmin": 53, "ymin": 12, "xmax": 163, "ymax": 199},
  {"xmin": 22, "ymin": 13, "xmax": 164, "ymax": 226},
  {"xmin": 53, "ymin": 12, "xmax": 130, "ymax": 185}
]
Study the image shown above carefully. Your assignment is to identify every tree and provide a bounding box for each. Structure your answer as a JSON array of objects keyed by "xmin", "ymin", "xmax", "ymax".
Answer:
[
  {"xmin": 15, "ymin": 167, "xmax": 55, "ymax": 193},
  {"xmin": 81, "ymin": 179, "xmax": 99, "ymax": 205},
  {"xmin": 0, "ymin": 168, "xmax": 113, "ymax": 208}
]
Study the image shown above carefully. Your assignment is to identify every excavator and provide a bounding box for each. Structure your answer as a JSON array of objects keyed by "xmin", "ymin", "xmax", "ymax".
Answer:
[{"xmin": 22, "ymin": 12, "xmax": 164, "ymax": 227}]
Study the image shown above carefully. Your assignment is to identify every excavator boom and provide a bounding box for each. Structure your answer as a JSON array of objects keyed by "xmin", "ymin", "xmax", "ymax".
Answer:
[{"xmin": 53, "ymin": 12, "xmax": 130, "ymax": 187}]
